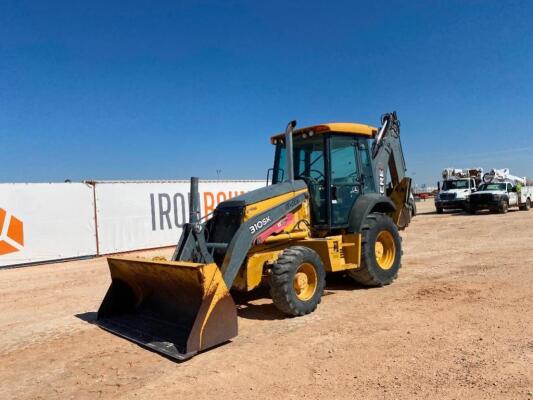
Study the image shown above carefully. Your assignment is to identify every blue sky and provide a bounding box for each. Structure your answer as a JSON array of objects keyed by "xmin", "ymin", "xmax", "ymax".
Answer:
[{"xmin": 1, "ymin": 0, "xmax": 532, "ymax": 185}]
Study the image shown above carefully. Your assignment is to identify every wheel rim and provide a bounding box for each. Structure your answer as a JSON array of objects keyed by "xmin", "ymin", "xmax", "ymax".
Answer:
[
  {"xmin": 293, "ymin": 263, "xmax": 318, "ymax": 301},
  {"xmin": 374, "ymin": 230, "xmax": 396, "ymax": 270}
]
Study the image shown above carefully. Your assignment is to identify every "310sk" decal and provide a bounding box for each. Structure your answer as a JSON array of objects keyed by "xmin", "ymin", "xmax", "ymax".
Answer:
[{"xmin": 249, "ymin": 216, "xmax": 272, "ymax": 235}]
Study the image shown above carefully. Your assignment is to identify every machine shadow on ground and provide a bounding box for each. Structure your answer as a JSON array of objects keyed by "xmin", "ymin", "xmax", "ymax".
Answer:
[
  {"xmin": 75, "ymin": 311, "xmax": 97, "ymax": 323},
  {"xmin": 450, "ymin": 209, "xmax": 520, "ymax": 217},
  {"xmin": 233, "ymin": 273, "xmax": 368, "ymax": 321},
  {"xmin": 417, "ymin": 208, "xmax": 464, "ymax": 216}
]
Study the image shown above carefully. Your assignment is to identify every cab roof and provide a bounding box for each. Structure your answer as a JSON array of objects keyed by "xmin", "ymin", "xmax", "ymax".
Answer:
[{"xmin": 270, "ymin": 122, "xmax": 378, "ymax": 144}]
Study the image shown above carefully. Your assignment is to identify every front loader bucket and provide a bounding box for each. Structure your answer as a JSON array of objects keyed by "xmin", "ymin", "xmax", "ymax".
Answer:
[{"xmin": 96, "ymin": 257, "xmax": 237, "ymax": 361}]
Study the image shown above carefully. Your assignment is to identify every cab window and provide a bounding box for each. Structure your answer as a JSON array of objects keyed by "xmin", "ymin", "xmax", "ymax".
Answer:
[
  {"xmin": 358, "ymin": 139, "xmax": 376, "ymax": 192},
  {"xmin": 330, "ymin": 136, "xmax": 360, "ymax": 226}
]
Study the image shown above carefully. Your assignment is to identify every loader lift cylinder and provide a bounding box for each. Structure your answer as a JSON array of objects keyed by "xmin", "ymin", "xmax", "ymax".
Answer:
[{"xmin": 189, "ymin": 177, "xmax": 201, "ymax": 223}]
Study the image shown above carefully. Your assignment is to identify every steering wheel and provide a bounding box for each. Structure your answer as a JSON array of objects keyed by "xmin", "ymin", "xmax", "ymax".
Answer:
[
  {"xmin": 347, "ymin": 171, "xmax": 361, "ymax": 180},
  {"xmin": 309, "ymin": 169, "xmax": 325, "ymax": 179},
  {"xmin": 297, "ymin": 169, "xmax": 324, "ymax": 186}
]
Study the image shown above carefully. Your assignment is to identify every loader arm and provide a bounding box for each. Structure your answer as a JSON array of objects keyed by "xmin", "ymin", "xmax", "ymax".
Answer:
[
  {"xmin": 219, "ymin": 193, "xmax": 306, "ymax": 287},
  {"xmin": 371, "ymin": 112, "xmax": 412, "ymax": 228},
  {"xmin": 171, "ymin": 178, "xmax": 307, "ymax": 288}
]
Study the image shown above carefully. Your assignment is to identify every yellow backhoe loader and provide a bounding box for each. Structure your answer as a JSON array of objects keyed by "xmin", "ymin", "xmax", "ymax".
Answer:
[{"xmin": 96, "ymin": 112, "xmax": 412, "ymax": 360}]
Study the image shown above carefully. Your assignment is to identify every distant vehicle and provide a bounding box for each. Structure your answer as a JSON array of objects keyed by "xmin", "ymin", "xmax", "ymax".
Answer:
[
  {"xmin": 408, "ymin": 190, "xmax": 417, "ymax": 217},
  {"xmin": 467, "ymin": 170, "xmax": 532, "ymax": 214},
  {"xmin": 435, "ymin": 168, "xmax": 483, "ymax": 214}
]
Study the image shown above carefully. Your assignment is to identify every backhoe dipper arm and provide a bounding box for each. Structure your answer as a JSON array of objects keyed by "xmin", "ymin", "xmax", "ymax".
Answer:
[
  {"xmin": 371, "ymin": 112, "xmax": 407, "ymax": 192},
  {"xmin": 371, "ymin": 111, "xmax": 412, "ymax": 228}
]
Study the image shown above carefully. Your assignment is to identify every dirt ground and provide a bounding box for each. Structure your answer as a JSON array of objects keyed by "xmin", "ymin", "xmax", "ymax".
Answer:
[{"xmin": 0, "ymin": 200, "xmax": 532, "ymax": 400}]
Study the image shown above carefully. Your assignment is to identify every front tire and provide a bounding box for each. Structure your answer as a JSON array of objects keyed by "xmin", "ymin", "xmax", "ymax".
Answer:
[
  {"xmin": 348, "ymin": 213, "xmax": 402, "ymax": 287},
  {"xmin": 436, "ymin": 207, "xmax": 443, "ymax": 214},
  {"xmin": 499, "ymin": 199, "xmax": 509, "ymax": 214},
  {"xmin": 270, "ymin": 246, "xmax": 326, "ymax": 316}
]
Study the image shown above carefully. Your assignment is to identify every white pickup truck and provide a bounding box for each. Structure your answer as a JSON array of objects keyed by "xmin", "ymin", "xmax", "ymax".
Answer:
[{"xmin": 467, "ymin": 181, "xmax": 532, "ymax": 214}]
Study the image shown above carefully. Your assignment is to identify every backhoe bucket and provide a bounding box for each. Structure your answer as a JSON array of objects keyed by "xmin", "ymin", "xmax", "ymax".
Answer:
[{"xmin": 96, "ymin": 256, "xmax": 237, "ymax": 361}]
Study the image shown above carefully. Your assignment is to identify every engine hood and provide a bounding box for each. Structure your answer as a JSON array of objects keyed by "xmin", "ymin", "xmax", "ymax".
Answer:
[{"xmin": 218, "ymin": 180, "xmax": 307, "ymax": 208}]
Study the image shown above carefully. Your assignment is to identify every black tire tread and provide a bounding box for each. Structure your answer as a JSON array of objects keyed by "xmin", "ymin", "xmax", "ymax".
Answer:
[
  {"xmin": 348, "ymin": 212, "xmax": 402, "ymax": 287},
  {"xmin": 499, "ymin": 199, "xmax": 509, "ymax": 214},
  {"xmin": 270, "ymin": 246, "xmax": 325, "ymax": 316}
]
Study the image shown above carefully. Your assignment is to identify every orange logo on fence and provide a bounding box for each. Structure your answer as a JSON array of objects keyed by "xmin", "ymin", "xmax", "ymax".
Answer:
[{"xmin": 0, "ymin": 208, "xmax": 24, "ymax": 256}]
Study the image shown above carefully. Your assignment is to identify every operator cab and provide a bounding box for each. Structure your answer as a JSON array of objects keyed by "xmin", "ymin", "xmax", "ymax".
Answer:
[{"xmin": 271, "ymin": 123, "xmax": 378, "ymax": 230}]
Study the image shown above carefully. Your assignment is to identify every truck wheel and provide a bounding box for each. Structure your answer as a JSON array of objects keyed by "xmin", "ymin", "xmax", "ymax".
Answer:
[
  {"xmin": 348, "ymin": 213, "xmax": 401, "ymax": 287},
  {"xmin": 499, "ymin": 199, "xmax": 509, "ymax": 214},
  {"xmin": 519, "ymin": 198, "xmax": 531, "ymax": 211},
  {"xmin": 270, "ymin": 246, "xmax": 326, "ymax": 316},
  {"xmin": 436, "ymin": 207, "xmax": 443, "ymax": 214}
]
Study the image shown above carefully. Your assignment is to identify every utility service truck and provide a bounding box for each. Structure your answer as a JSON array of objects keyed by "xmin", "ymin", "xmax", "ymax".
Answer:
[
  {"xmin": 435, "ymin": 168, "xmax": 483, "ymax": 213},
  {"xmin": 468, "ymin": 168, "xmax": 532, "ymax": 214}
]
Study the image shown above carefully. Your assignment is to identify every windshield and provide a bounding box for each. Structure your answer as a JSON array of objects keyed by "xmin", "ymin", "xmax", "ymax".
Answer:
[
  {"xmin": 274, "ymin": 136, "xmax": 325, "ymax": 183},
  {"xmin": 478, "ymin": 183, "xmax": 507, "ymax": 191},
  {"xmin": 442, "ymin": 180, "xmax": 469, "ymax": 190}
]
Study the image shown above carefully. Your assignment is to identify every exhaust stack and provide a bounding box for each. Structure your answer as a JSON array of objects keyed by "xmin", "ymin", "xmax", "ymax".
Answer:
[{"xmin": 284, "ymin": 120, "xmax": 297, "ymax": 184}]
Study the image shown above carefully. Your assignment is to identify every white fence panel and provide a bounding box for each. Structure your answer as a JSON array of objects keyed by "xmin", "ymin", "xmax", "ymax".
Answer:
[
  {"xmin": 95, "ymin": 180, "xmax": 265, "ymax": 254},
  {"xmin": 0, "ymin": 183, "xmax": 97, "ymax": 267}
]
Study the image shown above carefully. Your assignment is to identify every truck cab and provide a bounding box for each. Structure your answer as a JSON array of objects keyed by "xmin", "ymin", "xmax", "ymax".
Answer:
[
  {"xmin": 435, "ymin": 177, "xmax": 477, "ymax": 214},
  {"xmin": 468, "ymin": 181, "xmax": 532, "ymax": 213}
]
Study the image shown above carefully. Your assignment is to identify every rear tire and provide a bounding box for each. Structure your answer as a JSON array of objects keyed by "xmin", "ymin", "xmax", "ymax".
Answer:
[
  {"xmin": 519, "ymin": 198, "xmax": 531, "ymax": 211},
  {"xmin": 499, "ymin": 199, "xmax": 509, "ymax": 214},
  {"xmin": 270, "ymin": 246, "xmax": 326, "ymax": 316},
  {"xmin": 348, "ymin": 213, "xmax": 402, "ymax": 287},
  {"xmin": 436, "ymin": 207, "xmax": 443, "ymax": 214}
]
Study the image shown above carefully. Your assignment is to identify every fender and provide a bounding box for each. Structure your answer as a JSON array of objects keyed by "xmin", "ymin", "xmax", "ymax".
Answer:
[{"xmin": 348, "ymin": 193, "xmax": 396, "ymax": 233}]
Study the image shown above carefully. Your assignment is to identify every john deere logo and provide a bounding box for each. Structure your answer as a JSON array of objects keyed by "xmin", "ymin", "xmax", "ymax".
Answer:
[{"xmin": 0, "ymin": 208, "xmax": 24, "ymax": 256}]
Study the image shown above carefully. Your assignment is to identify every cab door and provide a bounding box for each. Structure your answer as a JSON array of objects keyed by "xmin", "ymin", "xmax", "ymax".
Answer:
[
  {"xmin": 329, "ymin": 135, "xmax": 362, "ymax": 227},
  {"xmin": 507, "ymin": 183, "xmax": 518, "ymax": 205}
]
